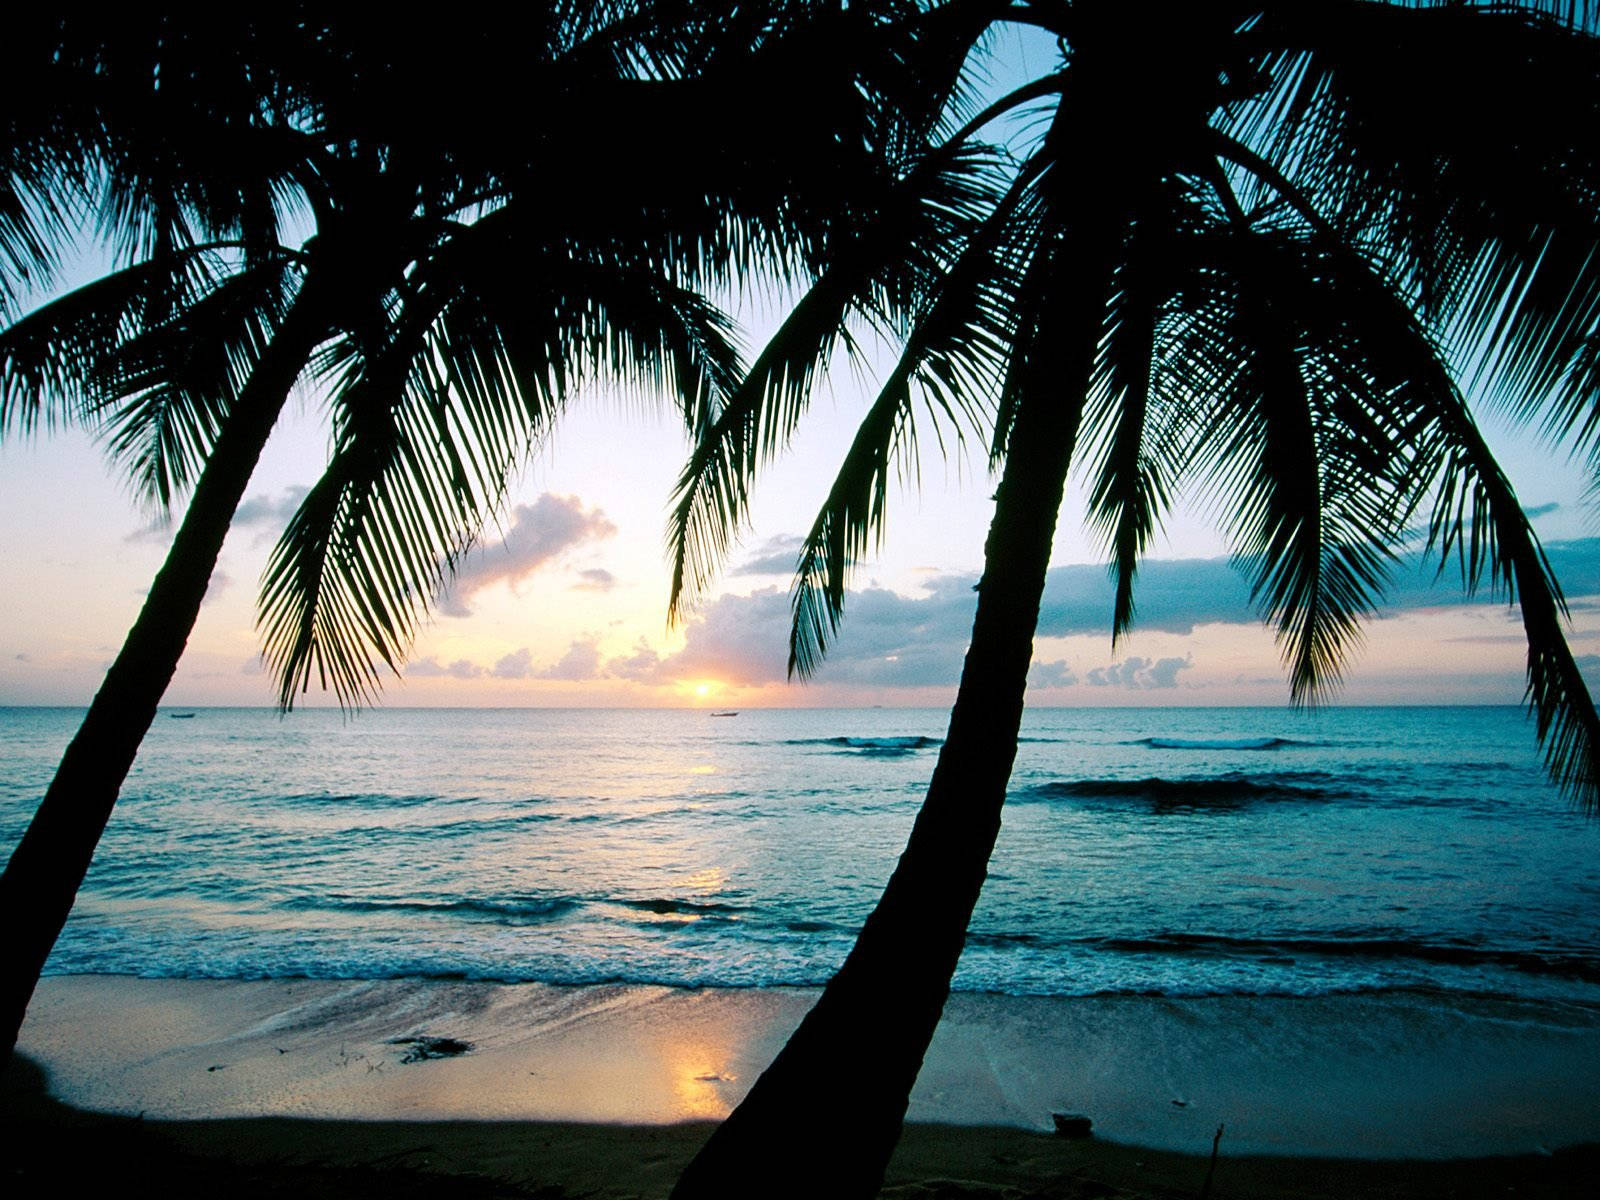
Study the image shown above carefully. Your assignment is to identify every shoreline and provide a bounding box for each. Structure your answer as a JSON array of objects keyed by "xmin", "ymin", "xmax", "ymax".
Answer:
[{"xmin": 16, "ymin": 975, "xmax": 1600, "ymax": 1161}]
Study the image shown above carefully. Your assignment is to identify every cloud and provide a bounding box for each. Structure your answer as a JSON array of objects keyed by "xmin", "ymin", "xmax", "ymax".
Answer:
[
  {"xmin": 368, "ymin": 541, "xmax": 1600, "ymax": 695},
  {"xmin": 234, "ymin": 486, "xmax": 311, "ymax": 527},
  {"xmin": 403, "ymin": 640, "xmax": 605, "ymax": 684},
  {"xmin": 1029, "ymin": 658, "xmax": 1077, "ymax": 687},
  {"xmin": 126, "ymin": 485, "xmax": 312, "ymax": 546},
  {"xmin": 1029, "ymin": 539, "xmax": 1600, "ymax": 638},
  {"xmin": 124, "ymin": 519, "xmax": 172, "ymax": 546},
  {"xmin": 440, "ymin": 493, "xmax": 616, "ymax": 617},
  {"xmin": 493, "ymin": 643, "xmax": 596, "ymax": 681},
  {"xmin": 540, "ymin": 639, "xmax": 603, "ymax": 681},
  {"xmin": 201, "ymin": 569, "xmax": 231, "ymax": 606},
  {"xmin": 1147, "ymin": 655, "xmax": 1192, "ymax": 688},
  {"xmin": 494, "ymin": 639, "xmax": 605, "ymax": 682},
  {"xmin": 1033, "ymin": 560, "xmax": 1254, "ymax": 638},
  {"xmin": 606, "ymin": 639, "xmax": 667, "ymax": 683},
  {"xmin": 1084, "ymin": 656, "xmax": 1193, "ymax": 689},
  {"xmin": 492, "ymin": 648, "xmax": 535, "ymax": 679},
  {"xmin": 732, "ymin": 534, "xmax": 806, "ymax": 577},
  {"xmin": 407, "ymin": 656, "xmax": 484, "ymax": 679},
  {"xmin": 645, "ymin": 540, "xmax": 1600, "ymax": 693},
  {"xmin": 572, "ymin": 568, "xmax": 617, "ymax": 593},
  {"xmin": 655, "ymin": 585, "xmax": 971, "ymax": 688}
]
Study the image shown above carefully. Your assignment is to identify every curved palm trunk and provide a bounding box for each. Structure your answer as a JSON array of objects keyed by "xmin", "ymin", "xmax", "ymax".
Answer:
[
  {"xmin": 672, "ymin": 213, "xmax": 1123, "ymax": 1199},
  {"xmin": 672, "ymin": 393, "xmax": 1084, "ymax": 1199},
  {"xmin": 0, "ymin": 279, "xmax": 331, "ymax": 1058}
]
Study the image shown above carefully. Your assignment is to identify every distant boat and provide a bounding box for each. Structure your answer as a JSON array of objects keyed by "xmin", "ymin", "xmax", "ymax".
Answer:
[
  {"xmin": 710, "ymin": 710, "xmax": 738, "ymax": 717},
  {"xmin": 169, "ymin": 712, "xmax": 197, "ymax": 720}
]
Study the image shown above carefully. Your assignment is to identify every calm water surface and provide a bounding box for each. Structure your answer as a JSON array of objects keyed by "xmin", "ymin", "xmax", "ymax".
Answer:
[{"xmin": 3, "ymin": 705, "xmax": 1596, "ymax": 1001}]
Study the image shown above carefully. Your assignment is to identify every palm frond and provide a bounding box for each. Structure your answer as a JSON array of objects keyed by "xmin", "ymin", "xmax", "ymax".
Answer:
[
  {"xmin": 1179, "ymin": 201, "xmax": 1600, "ymax": 805},
  {"xmin": 68, "ymin": 16, "xmax": 314, "ymax": 268},
  {"xmin": 786, "ymin": 148, "xmax": 1043, "ymax": 676},
  {"xmin": 786, "ymin": 220, "xmax": 1019, "ymax": 677},
  {"xmin": 666, "ymin": 141, "xmax": 1007, "ymax": 624},
  {"xmin": 97, "ymin": 257, "xmax": 300, "ymax": 508},
  {"xmin": 1302, "ymin": 231, "xmax": 1600, "ymax": 808},
  {"xmin": 1239, "ymin": 1, "xmax": 1600, "ymax": 438},
  {"xmin": 1203, "ymin": 5, "xmax": 1600, "ymax": 799},
  {"xmin": 0, "ymin": 245, "xmax": 244, "ymax": 439},
  {"xmin": 259, "ymin": 312, "xmax": 496, "ymax": 710},
  {"xmin": 1081, "ymin": 184, "xmax": 1209, "ymax": 641},
  {"xmin": 787, "ymin": 357, "xmax": 925, "ymax": 682},
  {"xmin": 1424, "ymin": 407, "xmax": 1600, "ymax": 806},
  {"xmin": 1177, "ymin": 222, "xmax": 1415, "ymax": 701},
  {"xmin": 0, "ymin": 178, "xmax": 71, "ymax": 320}
]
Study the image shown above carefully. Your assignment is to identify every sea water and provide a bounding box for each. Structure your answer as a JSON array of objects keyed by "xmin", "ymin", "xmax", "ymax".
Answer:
[{"xmin": 3, "ymin": 705, "xmax": 1597, "ymax": 1003}]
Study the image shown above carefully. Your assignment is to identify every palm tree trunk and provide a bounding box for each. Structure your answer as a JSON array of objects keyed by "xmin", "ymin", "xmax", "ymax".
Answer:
[
  {"xmin": 671, "ymin": 204, "xmax": 1123, "ymax": 1198},
  {"xmin": 0, "ymin": 277, "xmax": 331, "ymax": 1059}
]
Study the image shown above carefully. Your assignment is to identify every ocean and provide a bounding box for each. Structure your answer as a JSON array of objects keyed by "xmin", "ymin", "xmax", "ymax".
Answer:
[{"xmin": 4, "ymin": 705, "xmax": 1598, "ymax": 1004}]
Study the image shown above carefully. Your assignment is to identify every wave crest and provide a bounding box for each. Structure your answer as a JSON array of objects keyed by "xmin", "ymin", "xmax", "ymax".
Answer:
[
  {"xmin": 787, "ymin": 735, "xmax": 942, "ymax": 756},
  {"xmin": 1127, "ymin": 736, "xmax": 1310, "ymax": 750},
  {"xmin": 1093, "ymin": 932, "xmax": 1600, "ymax": 982},
  {"xmin": 619, "ymin": 897, "xmax": 749, "ymax": 916},
  {"xmin": 281, "ymin": 895, "xmax": 578, "ymax": 923},
  {"xmin": 1019, "ymin": 775, "xmax": 1332, "ymax": 806}
]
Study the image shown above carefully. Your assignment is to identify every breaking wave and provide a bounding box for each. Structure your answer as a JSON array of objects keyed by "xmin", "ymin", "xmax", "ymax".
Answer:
[
  {"xmin": 1018, "ymin": 774, "xmax": 1335, "ymax": 806},
  {"xmin": 1127, "ymin": 736, "xmax": 1312, "ymax": 750},
  {"xmin": 787, "ymin": 735, "xmax": 943, "ymax": 756}
]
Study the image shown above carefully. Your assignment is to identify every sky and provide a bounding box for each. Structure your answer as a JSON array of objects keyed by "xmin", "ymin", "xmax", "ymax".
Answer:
[
  {"xmin": 4, "ymin": 28, "xmax": 1600, "ymax": 711},
  {"xmin": 4, "ymin": 341, "xmax": 1598, "ymax": 710}
]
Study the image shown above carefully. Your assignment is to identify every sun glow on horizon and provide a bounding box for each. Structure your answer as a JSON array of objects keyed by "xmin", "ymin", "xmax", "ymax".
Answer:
[{"xmin": 678, "ymin": 678, "xmax": 729, "ymax": 704}]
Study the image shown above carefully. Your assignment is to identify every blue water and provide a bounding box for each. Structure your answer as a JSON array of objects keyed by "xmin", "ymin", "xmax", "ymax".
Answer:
[{"xmin": 3, "ymin": 706, "xmax": 1598, "ymax": 1002}]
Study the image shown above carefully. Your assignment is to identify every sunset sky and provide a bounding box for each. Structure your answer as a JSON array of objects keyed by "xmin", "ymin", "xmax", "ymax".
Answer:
[{"xmin": 4, "ymin": 338, "xmax": 1598, "ymax": 710}]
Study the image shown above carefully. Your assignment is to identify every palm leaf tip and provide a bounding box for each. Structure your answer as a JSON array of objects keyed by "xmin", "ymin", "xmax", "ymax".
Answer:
[
  {"xmin": 1526, "ymin": 653, "xmax": 1600, "ymax": 814},
  {"xmin": 1511, "ymin": 553, "xmax": 1600, "ymax": 814}
]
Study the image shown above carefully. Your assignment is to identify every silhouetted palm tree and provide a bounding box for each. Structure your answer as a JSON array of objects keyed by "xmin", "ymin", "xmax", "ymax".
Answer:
[
  {"xmin": 0, "ymin": 9, "xmax": 330, "ymax": 1057},
  {"xmin": 0, "ymin": 2, "xmax": 978, "ymax": 1058},
  {"xmin": 667, "ymin": 3, "xmax": 1600, "ymax": 1195}
]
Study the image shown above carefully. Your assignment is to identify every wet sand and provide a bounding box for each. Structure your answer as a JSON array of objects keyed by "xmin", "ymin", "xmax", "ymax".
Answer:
[
  {"xmin": 19, "ymin": 975, "xmax": 1600, "ymax": 1156},
  {"xmin": 7, "ymin": 975, "xmax": 1600, "ymax": 1196}
]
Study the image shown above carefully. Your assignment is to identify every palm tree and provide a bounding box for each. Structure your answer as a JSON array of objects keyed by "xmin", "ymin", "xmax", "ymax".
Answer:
[
  {"xmin": 0, "ymin": 9, "xmax": 334, "ymax": 1057},
  {"xmin": 666, "ymin": 3, "xmax": 1600, "ymax": 1195},
  {"xmin": 0, "ymin": 1, "xmax": 979, "ymax": 1059}
]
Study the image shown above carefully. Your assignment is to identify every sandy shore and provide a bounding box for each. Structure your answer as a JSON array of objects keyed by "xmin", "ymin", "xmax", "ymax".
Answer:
[{"xmin": 8, "ymin": 975, "xmax": 1600, "ymax": 1196}]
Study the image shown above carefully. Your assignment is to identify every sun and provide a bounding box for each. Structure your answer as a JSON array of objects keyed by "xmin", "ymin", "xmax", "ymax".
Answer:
[{"xmin": 677, "ymin": 678, "xmax": 726, "ymax": 704}]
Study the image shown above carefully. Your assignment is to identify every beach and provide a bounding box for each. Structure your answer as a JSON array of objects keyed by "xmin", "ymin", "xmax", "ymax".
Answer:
[{"xmin": 8, "ymin": 975, "xmax": 1600, "ymax": 1197}]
